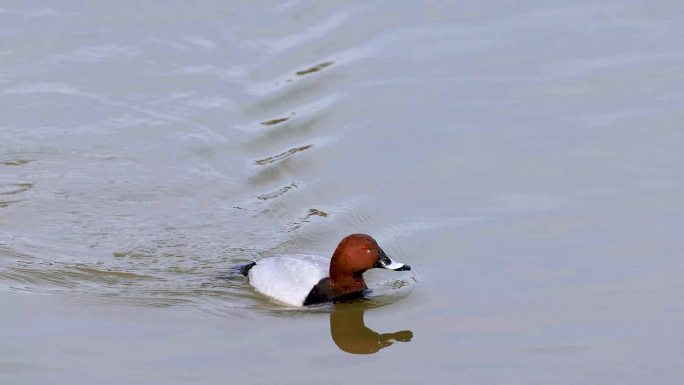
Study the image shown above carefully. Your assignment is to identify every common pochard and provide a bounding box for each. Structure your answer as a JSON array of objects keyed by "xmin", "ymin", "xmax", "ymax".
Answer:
[{"xmin": 239, "ymin": 234, "xmax": 411, "ymax": 306}]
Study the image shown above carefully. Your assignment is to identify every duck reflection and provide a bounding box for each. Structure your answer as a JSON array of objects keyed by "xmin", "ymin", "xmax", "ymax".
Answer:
[{"xmin": 329, "ymin": 303, "xmax": 413, "ymax": 354}]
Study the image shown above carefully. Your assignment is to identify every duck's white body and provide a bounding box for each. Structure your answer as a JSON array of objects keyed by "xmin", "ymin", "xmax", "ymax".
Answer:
[{"xmin": 247, "ymin": 254, "xmax": 329, "ymax": 307}]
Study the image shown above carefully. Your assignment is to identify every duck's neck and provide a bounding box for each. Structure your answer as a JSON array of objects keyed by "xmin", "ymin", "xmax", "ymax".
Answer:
[{"xmin": 330, "ymin": 273, "xmax": 367, "ymax": 295}]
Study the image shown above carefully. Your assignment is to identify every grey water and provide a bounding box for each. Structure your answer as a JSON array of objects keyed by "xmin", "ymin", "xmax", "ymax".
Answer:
[{"xmin": 1, "ymin": 1, "xmax": 683, "ymax": 384}]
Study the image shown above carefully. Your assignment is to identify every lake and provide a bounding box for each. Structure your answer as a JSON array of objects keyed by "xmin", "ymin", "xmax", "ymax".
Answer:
[{"xmin": 1, "ymin": 1, "xmax": 683, "ymax": 384}]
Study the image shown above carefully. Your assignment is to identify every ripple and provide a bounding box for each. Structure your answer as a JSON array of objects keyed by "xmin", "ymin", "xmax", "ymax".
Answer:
[
  {"xmin": 247, "ymin": 9, "xmax": 358, "ymax": 54},
  {"xmin": 0, "ymin": 244, "xmax": 32, "ymax": 260},
  {"xmin": 0, "ymin": 182, "xmax": 33, "ymax": 195},
  {"xmin": 305, "ymin": 208, "xmax": 328, "ymax": 218},
  {"xmin": 0, "ymin": 262, "xmax": 156, "ymax": 289},
  {"xmin": 210, "ymin": 272, "xmax": 416, "ymax": 318},
  {"xmin": 256, "ymin": 181, "xmax": 298, "ymax": 201},
  {"xmin": 286, "ymin": 208, "xmax": 331, "ymax": 232},
  {"xmin": 247, "ymin": 142, "xmax": 321, "ymax": 187},
  {"xmin": 1, "ymin": 159, "xmax": 32, "ymax": 166},
  {"xmin": 253, "ymin": 144, "xmax": 312, "ymax": 166},
  {"xmin": 0, "ymin": 83, "xmax": 81, "ymax": 96},
  {"xmin": 169, "ymin": 63, "xmax": 247, "ymax": 80},
  {"xmin": 0, "ymin": 243, "xmax": 416, "ymax": 316},
  {"xmin": 246, "ymin": 58, "xmax": 338, "ymax": 102},
  {"xmin": 248, "ymin": 94, "xmax": 337, "ymax": 145},
  {"xmin": 296, "ymin": 61, "xmax": 335, "ymax": 76},
  {"xmin": 260, "ymin": 113, "xmax": 295, "ymax": 126},
  {"xmin": 54, "ymin": 44, "xmax": 141, "ymax": 64}
]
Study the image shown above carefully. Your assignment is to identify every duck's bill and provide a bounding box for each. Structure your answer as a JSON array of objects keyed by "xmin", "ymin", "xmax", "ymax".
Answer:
[{"xmin": 375, "ymin": 248, "xmax": 411, "ymax": 271}]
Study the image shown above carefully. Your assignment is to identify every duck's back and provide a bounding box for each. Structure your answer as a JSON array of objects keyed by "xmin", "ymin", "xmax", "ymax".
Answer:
[{"xmin": 247, "ymin": 254, "xmax": 329, "ymax": 307}]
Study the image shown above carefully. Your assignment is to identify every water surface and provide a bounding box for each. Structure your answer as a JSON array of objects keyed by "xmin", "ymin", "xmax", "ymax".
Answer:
[{"xmin": 1, "ymin": 1, "xmax": 683, "ymax": 384}]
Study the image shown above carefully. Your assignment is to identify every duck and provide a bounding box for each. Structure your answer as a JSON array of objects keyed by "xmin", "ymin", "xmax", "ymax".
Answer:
[{"xmin": 238, "ymin": 234, "xmax": 411, "ymax": 307}]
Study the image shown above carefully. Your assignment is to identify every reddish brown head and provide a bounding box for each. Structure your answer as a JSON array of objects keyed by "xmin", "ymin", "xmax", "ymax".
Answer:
[{"xmin": 329, "ymin": 234, "xmax": 410, "ymax": 295}]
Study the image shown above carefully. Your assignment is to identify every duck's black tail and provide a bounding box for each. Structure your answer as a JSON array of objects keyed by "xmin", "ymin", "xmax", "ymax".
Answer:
[{"xmin": 232, "ymin": 261, "xmax": 256, "ymax": 276}]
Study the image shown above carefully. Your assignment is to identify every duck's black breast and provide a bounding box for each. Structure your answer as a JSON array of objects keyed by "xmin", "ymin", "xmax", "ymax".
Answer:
[
  {"xmin": 303, "ymin": 278, "xmax": 365, "ymax": 306},
  {"xmin": 304, "ymin": 278, "xmax": 332, "ymax": 306}
]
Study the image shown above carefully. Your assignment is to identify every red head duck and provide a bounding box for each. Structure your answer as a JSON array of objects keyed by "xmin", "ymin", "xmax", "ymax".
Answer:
[{"xmin": 240, "ymin": 234, "xmax": 411, "ymax": 307}]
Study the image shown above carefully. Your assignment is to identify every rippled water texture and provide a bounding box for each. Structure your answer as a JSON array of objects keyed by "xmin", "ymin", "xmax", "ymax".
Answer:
[{"xmin": 2, "ymin": 1, "xmax": 684, "ymax": 384}]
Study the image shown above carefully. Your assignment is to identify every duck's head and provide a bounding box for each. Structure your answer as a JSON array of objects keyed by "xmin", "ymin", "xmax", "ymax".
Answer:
[{"xmin": 329, "ymin": 234, "xmax": 410, "ymax": 293}]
